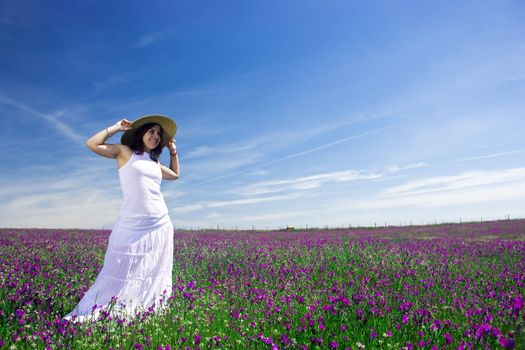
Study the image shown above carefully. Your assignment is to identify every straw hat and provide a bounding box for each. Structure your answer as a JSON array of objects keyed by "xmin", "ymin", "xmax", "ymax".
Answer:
[{"xmin": 121, "ymin": 114, "xmax": 177, "ymax": 148}]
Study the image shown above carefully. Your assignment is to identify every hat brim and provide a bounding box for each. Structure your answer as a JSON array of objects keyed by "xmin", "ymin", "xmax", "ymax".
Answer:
[{"xmin": 120, "ymin": 114, "xmax": 177, "ymax": 149}]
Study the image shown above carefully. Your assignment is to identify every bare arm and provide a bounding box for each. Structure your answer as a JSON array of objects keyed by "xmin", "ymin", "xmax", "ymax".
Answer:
[
  {"xmin": 86, "ymin": 119, "xmax": 132, "ymax": 159},
  {"xmin": 161, "ymin": 139, "xmax": 179, "ymax": 180}
]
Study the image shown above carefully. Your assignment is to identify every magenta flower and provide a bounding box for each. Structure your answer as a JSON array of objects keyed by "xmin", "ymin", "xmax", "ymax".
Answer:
[
  {"xmin": 499, "ymin": 337, "xmax": 515, "ymax": 349},
  {"xmin": 513, "ymin": 295, "xmax": 523, "ymax": 311},
  {"xmin": 443, "ymin": 333, "xmax": 453, "ymax": 344}
]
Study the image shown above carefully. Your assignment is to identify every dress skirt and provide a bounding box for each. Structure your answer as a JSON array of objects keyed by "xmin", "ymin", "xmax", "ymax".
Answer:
[{"xmin": 64, "ymin": 214, "xmax": 173, "ymax": 322}]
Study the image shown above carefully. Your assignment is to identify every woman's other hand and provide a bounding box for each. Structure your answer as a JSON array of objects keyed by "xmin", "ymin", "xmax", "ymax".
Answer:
[{"xmin": 167, "ymin": 139, "xmax": 177, "ymax": 156}]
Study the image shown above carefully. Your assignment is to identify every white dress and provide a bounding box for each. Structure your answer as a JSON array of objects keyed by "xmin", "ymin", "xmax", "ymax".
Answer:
[{"xmin": 64, "ymin": 151, "xmax": 174, "ymax": 322}]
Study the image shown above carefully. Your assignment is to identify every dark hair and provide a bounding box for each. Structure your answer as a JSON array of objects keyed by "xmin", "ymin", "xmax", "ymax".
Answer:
[{"xmin": 130, "ymin": 123, "xmax": 163, "ymax": 162}]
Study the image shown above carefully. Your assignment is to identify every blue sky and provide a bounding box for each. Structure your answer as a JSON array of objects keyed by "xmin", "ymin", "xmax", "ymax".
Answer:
[{"xmin": 1, "ymin": 1, "xmax": 525, "ymax": 229}]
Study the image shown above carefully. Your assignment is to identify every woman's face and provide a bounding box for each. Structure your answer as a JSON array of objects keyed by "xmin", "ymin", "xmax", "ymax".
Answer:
[{"xmin": 142, "ymin": 124, "xmax": 162, "ymax": 152}]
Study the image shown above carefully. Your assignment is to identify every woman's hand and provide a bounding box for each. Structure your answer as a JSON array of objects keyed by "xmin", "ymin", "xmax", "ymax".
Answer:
[
  {"xmin": 86, "ymin": 118, "xmax": 133, "ymax": 159},
  {"xmin": 115, "ymin": 119, "xmax": 132, "ymax": 132},
  {"xmin": 167, "ymin": 139, "xmax": 177, "ymax": 156}
]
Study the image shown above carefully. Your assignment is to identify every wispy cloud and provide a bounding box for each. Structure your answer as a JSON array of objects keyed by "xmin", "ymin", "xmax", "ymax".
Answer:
[
  {"xmin": 171, "ymin": 192, "xmax": 307, "ymax": 214},
  {"xmin": 188, "ymin": 122, "xmax": 404, "ymax": 187},
  {"xmin": 351, "ymin": 181, "xmax": 525, "ymax": 210},
  {"xmin": 131, "ymin": 32, "xmax": 165, "ymax": 49},
  {"xmin": 0, "ymin": 177, "xmax": 122, "ymax": 228},
  {"xmin": 233, "ymin": 170, "xmax": 379, "ymax": 196},
  {"xmin": 456, "ymin": 149, "xmax": 525, "ymax": 162},
  {"xmin": 0, "ymin": 96, "xmax": 85, "ymax": 145},
  {"xmin": 386, "ymin": 167, "xmax": 525, "ymax": 196},
  {"xmin": 183, "ymin": 151, "xmax": 264, "ymax": 176},
  {"xmin": 231, "ymin": 162, "xmax": 427, "ymax": 196},
  {"xmin": 173, "ymin": 162, "xmax": 426, "ymax": 216},
  {"xmin": 277, "ymin": 122, "xmax": 401, "ymax": 158},
  {"xmin": 504, "ymin": 75, "xmax": 525, "ymax": 82},
  {"xmin": 233, "ymin": 210, "xmax": 315, "ymax": 223},
  {"xmin": 90, "ymin": 71, "xmax": 146, "ymax": 90},
  {"xmin": 0, "ymin": 157, "xmax": 124, "ymax": 228},
  {"xmin": 186, "ymin": 144, "xmax": 260, "ymax": 159},
  {"xmin": 244, "ymin": 170, "xmax": 269, "ymax": 176},
  {"xmin": 0, "ymin": 190, "xmax": 121, "ymax": 228},
  {"xmin": 341, "ymin": 167, "xmax": 525, "ymax": 211}
]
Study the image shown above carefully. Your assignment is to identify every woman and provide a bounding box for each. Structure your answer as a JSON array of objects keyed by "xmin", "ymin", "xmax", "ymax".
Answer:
[{"xmin": 64, "ymin": 114, "xmax": 179, "ymax": 322}]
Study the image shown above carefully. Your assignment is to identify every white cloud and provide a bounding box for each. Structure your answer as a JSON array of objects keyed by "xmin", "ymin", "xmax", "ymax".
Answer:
[
  {"xmin": 233, "ymin": 210, "xmax": 314, "ymax": 223},
  {"xmin": 233, "ymin": 163, "xmax": 426, "ymax": 196},
  {"xmin": 90, "ymin": 71, "xmax": 146, "ymax": 90},
  {"xmin": 351, "ymin": 181, "xmax": 525, "ymax": 210},
  {"xmin": 0, "ymin": 96, "xmax": 85, "ymax": 145},
  {"xmin": 185, "ymin": 123, "xmax": 407, "ymax": 188},
  {"xmin": 0, "ymin": 186, "xmax": 122, "ymax": 228},
  {"xmin": 131, "ymin": 33, "xmax": 165, "ymax": 49},
  {"xmin": 172, "ymin": 162, "xmax": 426, "ymax": 220},
  {"xmin": 386, "ymin": 167, "xmax": 525, "ymax": 196},
  {"xmin": 456, "ymin": 149, "xmax": 525, "ymax": 162},
  {"xmin": 171, "ymin": 192, "xmax": 306, "ymax": 214},
  {"xmin": 259, "ymin": 123, "xmax": 401, "ymax": 166},
  {"xmin": 186, "ymin": 143, "xmax": 259, "ymax": 159},
  {"xmin": 244, "ymin": 170, "xmax": 269, "ymax": 176},
  {"xmin": 233, "ymin": 170, "xmax": 375, "ymax": 196},
  {"xmin": 340, "ymin": 167, "xmax": 525, "ymax": 211},
  {"xmin": 0, "ymin": 158, "xmax": 123, "ymax": 228},
  {"xmin": 171, "ymin": 203, "xmax": 205, "ymax": 214},
  {"xmin": 183, "ymin": 151, "xmax": 264, "ymax": 176},
  {"xmin": 206, "ymin": 212, "xmax": 225, "ymax": 219}
]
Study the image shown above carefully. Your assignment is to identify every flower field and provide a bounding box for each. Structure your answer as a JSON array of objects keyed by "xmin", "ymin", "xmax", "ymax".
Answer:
[{"xmin": 0, "ymin": 220, "xmax": 524, "ymax": 349}]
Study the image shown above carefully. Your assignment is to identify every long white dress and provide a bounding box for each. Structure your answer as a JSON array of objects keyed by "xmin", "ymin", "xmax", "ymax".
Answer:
[{"xmin": 64, "ymin": 151, "xmax": 174, "ymax": 322}]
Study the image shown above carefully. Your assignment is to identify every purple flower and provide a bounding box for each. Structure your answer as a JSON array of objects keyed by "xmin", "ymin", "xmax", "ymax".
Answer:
[
  {"xmin": 513, "ymin": 295, "xmax": 523, "ymax": 311},
  {"xmin": 310, "ymin": 337, "xmax": 323, "ymax": 344},
  {"xmin": 432, "ymin": 319, "xmax": 442, "ymax": 330},
  {"xmin": 444, "ymin": 333, "xmax": 453, "ymax": 344},
  {"xmin": 281, "ymin": 334, "xmax": 291, "ymax": 345},
  {"xmin": 194, "ymin": 334, "xmax": 202, "ymax": 344},
  {"xmin": 15, "ymin": 309, "xmax": 25, "ymax": 319},
  {"xmin": 499, "ymin": 337, "xmax": 515, "ymax": 349},
  {"xmin": 330, "ymin": 341, "xmax": 339, "ymax": 348},
  {"xmin": 491, "ymin": 327, "xmax": 501, "ymax": 337}
]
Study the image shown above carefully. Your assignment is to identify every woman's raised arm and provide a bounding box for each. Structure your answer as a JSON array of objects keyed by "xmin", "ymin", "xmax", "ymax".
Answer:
[{"xmin": 86, "ymin": 119, "xmax": 132, "ymax": 158}]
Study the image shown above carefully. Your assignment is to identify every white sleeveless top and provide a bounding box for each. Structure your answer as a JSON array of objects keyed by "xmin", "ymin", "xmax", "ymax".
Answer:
[{"xmin": 118, "ymin": 151, "xmax": 169, "ymax": 218}]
